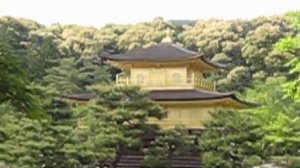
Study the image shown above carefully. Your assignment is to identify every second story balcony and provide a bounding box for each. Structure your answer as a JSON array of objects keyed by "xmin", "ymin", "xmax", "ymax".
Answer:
[{"xmin": 116, "ymin": 73, "xmax": 216, "ymax": 91}]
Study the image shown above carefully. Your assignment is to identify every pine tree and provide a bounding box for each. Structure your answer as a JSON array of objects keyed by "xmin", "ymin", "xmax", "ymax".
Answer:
[
  {"xmin": 200, "ymin": 110, "xmax": 264, "ymax": 168},
  {"xmin": 53, "ymin": 86, "xmax": 168, "ymax": 167},
  {"xmin": 43, "ymin": 57, "xmax": 111, "ymax": 94},
  {"xmin": 0, "ymin": 41, "xmax": 40, "ymax": 116},
  {"xmin": 0, "ymin": 103, "xmax": 55, "ymax": 168},
  {"xmin": 143, "ymin": 127, "xmax": 196, "ymax": 168}
]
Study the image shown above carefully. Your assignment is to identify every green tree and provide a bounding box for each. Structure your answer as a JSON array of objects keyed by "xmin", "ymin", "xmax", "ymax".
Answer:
[
  {"xmin": 143, "ymin": 128, "xmax": 196, "ymax": 168},
  {"xmin": 178, "ymin": 16, "xmax": 296, "ymax": 91},
  {"xmin": 275, "ymin": 11, "xmax": 300, "ymax": 100},
  {"xmin": 118, "ymin": 19, "xmax": 174, "ymax": 51},
  {"xmin": 43, "ymin": 57, "xmax": 111, "ymax": 93},
  {"xmin": 89, "ymin": 85, "xmax": 166, "ymax": 149},
  {"xmin": 54, "ymin": 86, "xmax": 165, "ymax": 168},
  {"xmin": 24, "ymin": 27, "xmax": 63, "ymax": 82},
  {"xmin": 0, "ymin": 103, "xmax": 55, "ymax": 168},
  {"xmin": 200, "ymin": 110, "xmax": 264, "ymax": 168},
  {"xmin": 244, "ymin": 78, "xmax": 300, "ymax": 156},
  {"xmin": 0, "ymin": 42, "xmax": 39, "ymax": 116}
]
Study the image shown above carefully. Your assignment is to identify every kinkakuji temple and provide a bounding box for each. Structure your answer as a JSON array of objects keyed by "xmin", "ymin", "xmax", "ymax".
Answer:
[
  {"xmin": 64, "ymin": 37, "xmax": 256, "ymax": 130},
  {"xmin": 63, "ymin": 35, "xmax": 256, "ymax": 168}
]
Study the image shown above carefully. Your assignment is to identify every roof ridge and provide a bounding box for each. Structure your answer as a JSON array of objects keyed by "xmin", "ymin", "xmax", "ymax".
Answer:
[{"xmin": 169, "ymin": 43, "xmax": 198, "ymax": 55}]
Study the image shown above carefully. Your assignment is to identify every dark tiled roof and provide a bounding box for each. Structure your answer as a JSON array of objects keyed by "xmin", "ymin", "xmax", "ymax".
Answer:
[
  {"xmin": 148, "ymin": 89, "xmax": 233, "ymax": 101},
  {"xmin": 62, "ymin": 90, "xmax": 230, "ymax": 102},
  {"xmin": 102, "ymin": 42, "xmax": 226, "ymax": 69},
  {"xmin": 62, "ymin": 93, "xmax": 97, "ymax": 101},
  {"xmin": 149, "ymin": 89, "xmax": 258, "ymax": 108},
  {"xmin": 102, "ymin": 42, "xmax": 198, "ymax": 61},
  {"xmin": 62, "ymin": 90, "xmax": 257, "ymax": 108}
]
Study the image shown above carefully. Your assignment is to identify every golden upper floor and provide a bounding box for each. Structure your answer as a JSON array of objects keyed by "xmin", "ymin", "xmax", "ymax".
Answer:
[
  {"xmin": 116, "ymin": 68, "xmax": 216, "ymax": 91},
  {"xmin": 102, "ymin": 42, "xmax": 225, "ymax": 91}
]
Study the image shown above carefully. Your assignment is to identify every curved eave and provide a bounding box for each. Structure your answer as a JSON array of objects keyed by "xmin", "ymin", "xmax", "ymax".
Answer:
[
  {"xmin": 103, "ymin": 55, "xmax": 227, "ymax": 72},
  {"xmin": 61, "ymin": 91, "xmax": 258, "ymax": 109},
  {"xmin": 226, "ymin": 94, "xmax": 259, "ymax": 109},
  {"xmin": 199, "ymin": 56, "xmax": 227, "ymax": 71},
  {"xmin": 153, "ymin": 94, "xmax": 258, "ymax": 109}
]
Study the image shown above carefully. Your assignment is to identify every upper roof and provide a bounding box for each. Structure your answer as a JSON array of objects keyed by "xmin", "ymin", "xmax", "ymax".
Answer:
[
  {"xmin": 101, "ymin": 42, "xmax": 226, "ymax": 69},
  {"xmin": 103, "ymin": 42, "xmax": 197, "ymax": 61}
]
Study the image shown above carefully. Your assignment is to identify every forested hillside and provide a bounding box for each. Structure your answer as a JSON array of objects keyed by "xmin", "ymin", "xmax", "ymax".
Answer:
[
  {"xmin": 0, "ymin": 12, "xmax": 299, "ymax": 168},
  {"xmin": 0, "ymin": 15, "xmax": 297, "ymax": 92}
]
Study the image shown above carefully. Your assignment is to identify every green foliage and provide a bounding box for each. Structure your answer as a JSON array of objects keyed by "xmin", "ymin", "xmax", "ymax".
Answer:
[
  {"xmin": 43, "ymin": 57, "xmax": 111, "ymax": 93},
  {"xmin": 89, "ymin": 86, "xmax": 166, "ymax": 150},
  {"xmin": 238, "ymin": 14, "xmax": 300, "ymax": 159},
  {"xmin": 143, "ymin": 128, "xmax": 195, "ymax": 168},
  {"xmin": 282, "ymin": 58, "xmax": 300, "ymax": 100},
  {"xmin": 0, "ymin": 103, "xmax": 54, "ymax": 168},
  {"xmin": 275, "ymin": 37, "xmax": 300, "ymax": 53},
  {"xmin": 24, "ymin": 28, "xmax": 63, "ymax": 81},
  {"xmin": 0, "ymin": 41, "xmax": 40, "ymax": 117},
  {"xmin": 70, "ymin": 86, "xmax": 166, "ymax": 167},
  {"xmin": 178, "ymin": 16, "xmax": 295, "ymax": 91},
  {"xmin": 285, "ymin": 11, "xmax": 300, "ymax": 29},
  {"xmin": 200, "ymin": 110, "xmax": 265, "ymax": 168},
  {"xmin": 244, "ymin": 77, "xmax": 300, "ymax": 156},
  {"xmin": 91, "ymin": 86, "xmax": 166, "ymax": 122},
  {"xmin": 288, "ymin": 157, "xmax": 300, "ymax": 168},
  {"xmin": 0, "ymin": 85, "xmax": 167, "ymax": 168},
  {"xmin": 64, "ymin": 105, "xmax": 117, "ymax": 167},
  {"xmin": 275, "ymin": 12, "xmax": 300, "ymax": 101},
  {"xmin": 37, "ymin": 86, "xmax": 78, "ymax": 168},
  {"xmin": 218, "ymin": 66, "xmax": 251, "ymax": 91},
  {"xmin": 118, "ymin": 18, "xmax": 174, "ymax": 51},
  {"xmin": 1, "ymin": 14, "xmax": 298, "ymax": 92}
]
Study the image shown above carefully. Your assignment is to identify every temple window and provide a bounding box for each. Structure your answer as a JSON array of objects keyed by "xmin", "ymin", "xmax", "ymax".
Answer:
[
  {"xmin": 136, "ymin": 74, "xmax": 145, "ymax": 85},
  {"xmin": 172, "ymin": 73, "xmax": 181, "ymax": 84}
]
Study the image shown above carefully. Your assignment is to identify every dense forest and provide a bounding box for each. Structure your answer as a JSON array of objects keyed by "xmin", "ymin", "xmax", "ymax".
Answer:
[{"xmin": 0, "ymin": 11, "xmax": 299, "ymax": 168}]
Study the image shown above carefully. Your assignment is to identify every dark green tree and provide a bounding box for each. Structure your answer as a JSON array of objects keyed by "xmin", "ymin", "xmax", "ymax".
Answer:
[
  {"xmin": 0, "ymin": 41, "xmax": 40, "ymax": 116},
  {"xmin": 143, "ymin": 127, "xmax": 196, "ymax": 168},
  {"xmin": 200, "ymin": 110, "xmax": 265, "ymax": 168},
  {"xmin": 0, "ymin": 103, "xmax": 55, "ymax": 168},
  {"xmin": 43, "ymin": 57, "xmax": 111, "ymax": 93}
]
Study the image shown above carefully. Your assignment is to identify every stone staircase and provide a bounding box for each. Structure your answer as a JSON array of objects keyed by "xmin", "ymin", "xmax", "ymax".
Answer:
[{"xmin": 116, "ymin": 154, "xmax": 202, "ymax": 168}]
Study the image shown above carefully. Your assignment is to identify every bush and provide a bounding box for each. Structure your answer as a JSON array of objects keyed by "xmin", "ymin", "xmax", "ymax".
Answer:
[
  {"xmin": 242, "ymin": 155, "xmax": 262, "ymax": 168},
  {"xmin": 202, "ymin": 152, "xmax": 232, "ymax": 168},
  {"xmin": 288, "ymin": 157, "xmax": 300, "ymax": 168}
]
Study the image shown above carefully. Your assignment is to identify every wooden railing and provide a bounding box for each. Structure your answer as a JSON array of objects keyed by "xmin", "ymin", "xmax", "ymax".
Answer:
[{"xmin": 116, "ymin": 74, "xmax": 216, "ymax": 91}]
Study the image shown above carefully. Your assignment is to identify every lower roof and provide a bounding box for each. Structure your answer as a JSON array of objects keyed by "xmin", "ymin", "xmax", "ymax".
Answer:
[
  {"xmin": 62, "ymin": 89, "xmax": 257, "ymax": 108},
  {"xmin": 149, "ymin": 89, "xmax": 233, "ymax": 101}
]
